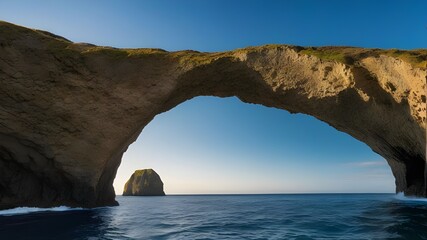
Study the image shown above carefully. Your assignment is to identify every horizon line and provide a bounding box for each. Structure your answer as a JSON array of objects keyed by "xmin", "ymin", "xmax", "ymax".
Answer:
[{"xmin": 117, "ymin": 192, "xmax": 395, "ymax": 196}]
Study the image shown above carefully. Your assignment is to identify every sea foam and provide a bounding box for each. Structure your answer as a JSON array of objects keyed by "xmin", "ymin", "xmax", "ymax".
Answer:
[
  {"xmin": 0, "ymin": 206, "xmax": 83, "ymax": 216},
  {"xmin": 394, "ymin": 192, "xmax": 427, "ymax": 202}
]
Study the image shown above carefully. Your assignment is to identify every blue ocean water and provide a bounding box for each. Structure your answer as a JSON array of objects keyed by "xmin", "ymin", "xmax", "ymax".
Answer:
[{"xmin": 1, "ymin": 194, "xmax": 427, "ymax": 240}]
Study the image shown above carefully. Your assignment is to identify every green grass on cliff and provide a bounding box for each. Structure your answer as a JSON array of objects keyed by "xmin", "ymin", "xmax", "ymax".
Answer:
[
  {"xmin": 134, "ymin": 169, "xmax": 155, "ymax": 177},
  {"xmin": 298, "ymin": 46, "xmax": 427, "ymax": 69},
  {"xmin": 0, "ymin": 21, "xmax": 80, "ymax": 59},
  {"xmin": 82, "ymin": 47, "xmax": 129, "ymax": 58},
  {"xmin": 381, "ymin": 49, "xmax": 427, "ymax": 69},
  {"xmin": 0, "ymin": 21, "xmax": 34, "ymax": 41},
  {"xmin": 81, "ymin": 46, "xmax": 167, "ymax": 58},
  {"xmin": 299, "ymin": 48, "xmax": 349, "ymax": 63},
  {"xmin": 0, "ymin": 21, "xmax": 71, "ymax": 44}
]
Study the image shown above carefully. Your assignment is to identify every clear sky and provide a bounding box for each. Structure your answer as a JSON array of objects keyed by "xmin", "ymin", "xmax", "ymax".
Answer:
[{"xmin": 1, "ymin": 0, "xmax": 425, "ymax": 194}]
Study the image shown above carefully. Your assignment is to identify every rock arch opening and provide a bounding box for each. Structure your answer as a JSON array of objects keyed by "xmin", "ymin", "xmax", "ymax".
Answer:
[{"xmin": 114, "ymin": 96, "xmax": 395, "ymax": 195}]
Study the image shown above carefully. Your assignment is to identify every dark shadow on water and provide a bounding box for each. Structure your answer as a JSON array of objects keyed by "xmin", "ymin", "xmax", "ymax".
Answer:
[
  {"xmin": 358, "ymin": 200, "xmax": 427, "ymax": 240},
  {"xmin": 384, "ymin": 202, "xmax": 427, "ymax": 240},
  {"xmin": 0, "ymin": 208, "xmax": 126, "ymax": 240}
]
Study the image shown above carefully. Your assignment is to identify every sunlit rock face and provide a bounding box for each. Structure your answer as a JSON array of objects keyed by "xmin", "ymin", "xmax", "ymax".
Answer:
[
  {"xmin": 0, "ymin": 21, "xmax": 425, "ymax": 209},
  {"xmin": 123, "ymin": 169, "xmax": 165, "ymax": 196}
]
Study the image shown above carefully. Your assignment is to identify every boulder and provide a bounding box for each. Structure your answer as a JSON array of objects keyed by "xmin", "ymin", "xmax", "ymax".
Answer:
[{"xmin": 123, "ymin": 169, "xmax": 165, "ymax": 196}]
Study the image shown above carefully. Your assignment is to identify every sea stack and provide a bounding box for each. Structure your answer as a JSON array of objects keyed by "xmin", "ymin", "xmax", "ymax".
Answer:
[{"xmin": 123, "ymin": 169, "xmax": 166, "ymax": 196}]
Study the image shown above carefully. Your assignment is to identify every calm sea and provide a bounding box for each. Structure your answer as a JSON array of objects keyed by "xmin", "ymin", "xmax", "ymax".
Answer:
[{"xmin": 1, "ymin": 194, "xmax": 427, "ymax": 240}]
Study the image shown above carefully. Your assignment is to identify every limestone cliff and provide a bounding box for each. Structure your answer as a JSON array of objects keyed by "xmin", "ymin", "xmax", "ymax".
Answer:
[
  {"xmin": 0, "ymin": 21, "xmax": 425, "ymax": 209},
  {"xmin": 123, "ymin": 169, "xmax": 165, "ymax": 196}
]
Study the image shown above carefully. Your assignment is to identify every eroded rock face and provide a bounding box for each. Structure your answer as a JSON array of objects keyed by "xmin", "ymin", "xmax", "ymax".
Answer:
[
  {"xmin": 0, "ymin": 21, "xmax": 425, "ymax": 209},
  {"xmin": 123, "ymin": 169, "xmax": 165, "ymax": 196}
]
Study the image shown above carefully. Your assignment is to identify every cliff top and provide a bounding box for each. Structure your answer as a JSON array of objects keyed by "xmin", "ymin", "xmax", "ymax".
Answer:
[{"xmin": 1, "ymin": 21, "xmax": 425, "ymax": 69}]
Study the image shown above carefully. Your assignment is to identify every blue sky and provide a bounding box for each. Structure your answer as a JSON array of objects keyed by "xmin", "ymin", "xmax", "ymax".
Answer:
[{"xmin": 1, "ymin": 0, "xmax": 425, "ymax": 194}]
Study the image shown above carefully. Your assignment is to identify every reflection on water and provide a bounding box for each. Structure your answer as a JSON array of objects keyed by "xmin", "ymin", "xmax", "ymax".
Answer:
[{"xmin": 1, "ymin": 194, "xmax": 427, "ymax": 240}]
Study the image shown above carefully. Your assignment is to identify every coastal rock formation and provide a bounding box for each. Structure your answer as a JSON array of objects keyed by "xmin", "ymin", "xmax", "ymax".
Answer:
[
  {"xmin": 0, "ymin": 21, "xmax": 425, "ymax": 209},
  {"xmin": 123, "ymin": 169, "xmax": 165, "ymax": 196}
]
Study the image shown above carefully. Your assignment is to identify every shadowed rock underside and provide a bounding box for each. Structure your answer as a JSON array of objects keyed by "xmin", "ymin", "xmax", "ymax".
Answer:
[{"xmin": 0, "ymin": 21, "xmax": 425, "ymax": 209}]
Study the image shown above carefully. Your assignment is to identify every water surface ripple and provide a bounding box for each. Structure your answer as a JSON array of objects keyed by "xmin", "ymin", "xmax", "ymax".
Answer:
[{"xmin": 1, "ymin": 194, "xmax": 427, "ymax": 239}]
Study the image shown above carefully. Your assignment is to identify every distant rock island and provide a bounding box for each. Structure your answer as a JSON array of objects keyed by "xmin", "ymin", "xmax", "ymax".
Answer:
[{"xmin": 123, "ymin": 169, "xmax": 165, "ymax": 196}]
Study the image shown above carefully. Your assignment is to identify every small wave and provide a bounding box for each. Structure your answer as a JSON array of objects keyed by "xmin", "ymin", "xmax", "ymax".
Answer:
[
  {"xmin": 394, "ymin": 192, "xmax": 427, "ymax": 202},
  {"xmin": 0, "ymin": 206, "xmax": 84, "ymax": 216}
]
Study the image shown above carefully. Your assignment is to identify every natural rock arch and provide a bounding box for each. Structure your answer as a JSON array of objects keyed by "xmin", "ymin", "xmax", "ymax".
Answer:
[{"xmin": 0, "ymin": 21, "xmax": 425, "ymax": 209}]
